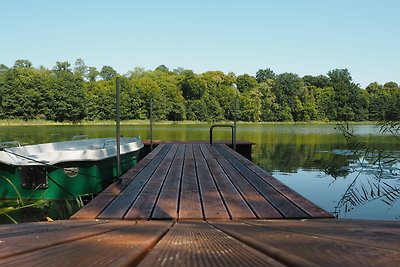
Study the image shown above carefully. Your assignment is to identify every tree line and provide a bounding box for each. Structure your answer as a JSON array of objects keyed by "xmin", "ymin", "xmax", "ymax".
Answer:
[{"xmin": 0, "ymin": 59, "xmax": 399, "ymax": 122}]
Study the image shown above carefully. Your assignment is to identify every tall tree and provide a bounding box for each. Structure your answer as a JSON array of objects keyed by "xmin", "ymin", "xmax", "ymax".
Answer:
[
  {"xmin": 328, "ymin": 69, "xmax": 366, "ymax": 121},
  {"xmin": 155, "ymin": 64, "xmax": 170, "ymax": 73},
  {"xmin": 87, "ymin": 67, "xmax": 99, "ymax": 82},
  {"xmin": 49, "ymin": 62, "xmax": 86, "ymax": 122},
  {"xmin": 181, "ymin": 70, "xmax": 207, "ymax": 100},
  {"xmin": 13, "ymin": 59, "xmax": 32, "ymax": 69},
  {"xmin": 73, "ymin": 58, "xmax": 88, "ymax": 79},
  {"xmin": 100, "ymin": 65, "xmax": 118, "ymax": 80},
  {"xmin": 53, "ymin": 61, "xmax": 72, "ymax": 72},
  {"xmin": 272, "ymin": 73, "xmax": 304, "ymax": 121},
  {"xmin": 1, "ymin": 64, "xmax": 51, "ymax": 120},
  {"xmin": 236, "ymin": 74, "xmax": 258, "ymax": 93},
  {"xmin": 256, "ymin": 68, "xmax": 275, "ymax": 83}
]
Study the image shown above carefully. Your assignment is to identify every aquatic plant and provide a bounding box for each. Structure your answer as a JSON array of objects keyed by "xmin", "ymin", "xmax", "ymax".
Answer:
[
  {"xmin": 0, "ymin": 174, "xmax": 93, "ymax": 224},
  {"xmin": 334, "ymin": 122, "xmax": 400, "ymax": 218}
]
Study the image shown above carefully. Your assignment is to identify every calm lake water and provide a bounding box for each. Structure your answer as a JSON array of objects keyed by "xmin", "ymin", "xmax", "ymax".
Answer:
[{"xmin": 1, "ymin": 123, "xmax": 399, "ymax": 221}]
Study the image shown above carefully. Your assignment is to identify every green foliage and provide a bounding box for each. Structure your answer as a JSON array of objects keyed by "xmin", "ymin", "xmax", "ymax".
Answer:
[
  {"xmin": 272, "ymin": 73, "xmax": 305, "ymax": 121},
  {"xmin": 181, "ymin": 70, "xmax": 207, "ymax": 100},
  {"xmin": 100, "ymin": 65, "xmax": 118, "ymax": 80},
  {"xmin": 50, "ymin": 64, "xmax": 86, "ymax": 122},
  {"xmin": 0, "ymin": 60, "xmax": 399, "ymax": 123},
  {"xmin": 256, "ymin": 68, "xmax": 275, "ymax": 83},
  {"xmin": 236, "ymin": 74, "xmax": 258, "ymax": 93}
]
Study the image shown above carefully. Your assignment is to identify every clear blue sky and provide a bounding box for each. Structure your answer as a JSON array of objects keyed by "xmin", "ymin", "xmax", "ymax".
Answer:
[{"xmin": 1, "ymin": 0, "xmax": 399, "ymax": 87}]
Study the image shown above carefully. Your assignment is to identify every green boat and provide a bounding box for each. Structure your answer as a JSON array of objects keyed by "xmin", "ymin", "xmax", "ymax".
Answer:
[{"xmin": 0, "ymin": 138, "xmax": 143, "ymax": 200}]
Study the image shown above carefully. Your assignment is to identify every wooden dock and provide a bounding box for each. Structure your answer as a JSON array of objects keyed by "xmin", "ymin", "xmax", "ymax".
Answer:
[
  {"xmin": 1, "ymin": 143, "xmax": 399, "ymax": 266},
  {"xmin": 72, "ymin": 143, "xmax": 331, "ymax": 220}
]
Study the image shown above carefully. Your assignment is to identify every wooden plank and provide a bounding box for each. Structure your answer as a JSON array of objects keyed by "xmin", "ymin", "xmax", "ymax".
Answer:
[
  {"xmin": 243, "ymin": 219, "xmax": 400, "ymax": 251},
  {"xmin": 200, "ymin": 144, "xmax": 256, "ymax": 219},
  {"xmin": 214, "ymin": 145, "xmax": 311, "ymax": 218},
  {"xmin": 178, "ymin": 144, "xmax": 203, "ymax": 220},
  {"xmin": 0, "ymin": 221, "xmax": 123, "ymax": 260},
  {"xmin": 0, "ymin": 221, "xmax": 173, "ymax": 267},
  {"xmin": 152, "ymin": 144, "xmax": 185, "ymax": 219},
  {"xmin": 208, "ymin": 145, "xmax": 283, "ymax": 218},
  {"xmin": 219, "ymin": 144, "xmax": 333, "ymax": 218},
  {"xmin": 211, "ymin": 220, "xmax": 400, "ymax": 267},
  {"xmin": 0, "ymin": 220, "xmax": 107, "ymax": 238},
  {"xmin": 142, "ymin": 140, "xmax": 254, "ymax": 145},
  {"xmin": 71, "ymin": 144, "xmax": 166, "ymax": 220},
  {"xmin": 98, "ymin": 144, "xmax": 172, "ymax": 219},
  {"xmin": 137, "ymin": 221, "xmax": 285, "ymax": 267},
  {"xmin": 193, "ymin": 144, "xmax": 230, "ymax": 220},
  {"xmin": 124, "ymin": 145, "xmax": 178, "ymax": 219}
]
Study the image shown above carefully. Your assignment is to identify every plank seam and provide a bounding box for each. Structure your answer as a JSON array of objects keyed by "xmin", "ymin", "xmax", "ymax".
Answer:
[
  {"xmin": 98, "ymin": 144, "xmax": 172, "ymax": 219},
  {"xmin": 208, "ymin": 221, "xmax": 319, "ymax": 267},
  {"xmin": 0, "ymin": 222, "xmax": 128, "ymax": 261},
  {"xmin": 199, "ymin": 144, "xmax": 233, "ymax": 220},
  {"xmin": 219, "ymin": 144, "xmax": 332, "ymax": 218},
  {"xmin": 121, "ymin": 144, "xmax": 175, "ymax": 219},
  {"xmin": 239, "ymin": 220, "xmax": 400, "ymax": 252},
  {"xmin": 215, "ymin": 144, "xmax": 308, "ymax": 218},
  {"xmin": 71, "ymin": 144, "xmax": 167, "ymax": 220},
  {"xmin": 128, "ymin": 221, "xmax": 177, "ymax": 267},
  {"xmin": 176, "ymin": 144, "xmax": 186, "ymax": 221},
  {"xmin": 207, "ymin": 145, "xmax": 260, "ymax": 218},
  {"xmin": 148, "ymin": 145, "xmax": 179, "ymax": 219},
  {"xmin": 193, "ymin": 144, "xmax": 206, "ymax": 220}
]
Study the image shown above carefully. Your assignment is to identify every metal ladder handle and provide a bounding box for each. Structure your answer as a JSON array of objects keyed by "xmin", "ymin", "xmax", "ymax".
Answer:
[{"xmin": 210, "ymin": 125, "xmax": 234, "ymax": 149}]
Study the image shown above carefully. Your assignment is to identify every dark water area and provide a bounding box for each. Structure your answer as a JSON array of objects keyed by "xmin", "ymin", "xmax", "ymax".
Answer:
[{"xmin": 1, "ymin": 123, "xmax": 399, "ymax": 221}]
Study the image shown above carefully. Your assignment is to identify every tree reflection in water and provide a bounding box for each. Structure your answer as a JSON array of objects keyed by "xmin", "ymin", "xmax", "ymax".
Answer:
[{"xmin": 333, "ymin": 123, "xmax": 400, "ymax": 219}]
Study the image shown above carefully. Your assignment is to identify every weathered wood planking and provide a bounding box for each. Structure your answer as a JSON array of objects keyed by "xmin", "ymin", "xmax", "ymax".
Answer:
[
  {"xmin": 124, "ymin": 145, "xmax": 178, "ymax": 219},
  {"xmin": 193, "ymin": 144, "xmax": 230, "ymax": 220},
  {"xmin": 151, "ymin": 144, "xmax": 185, "ymax": 219},
  {"xmin": 208, "ymin": 145, "xmax": 284, "ymax": 218},
  {"xmin": 178, "ymin": 144, "xmax": 203, "ymax": 220},
  {"xmin": 0, "ymin": 221, "xmax": 173, "ymax": 267},
  {"xmin": 217, "ymin": 144, "xmax": 332, "ymax": 218},
  {"xmin": 72, "ymin": 143, "xmax": 333, "ymax": 220},
  {"xmin": 2, "ymin": 219, "xmax": 398, "ymax": 266},
  {"xmin": 210, "ymin": 220, "xmax": 400, "ymax": 267},
  {"xmin": 71, "ymin": 144, "xmax": 167, "ymax": 220},
  {"xmin": 97, "ymin": 144, "xmax": 172, "ymax": 219},
  {"xmin": 136, "ymin": 221, "xmax": 284, "ymax": 267},
  {"xmin": 200, "ymin": 144, "xmax": 255, "ymax": 219}
]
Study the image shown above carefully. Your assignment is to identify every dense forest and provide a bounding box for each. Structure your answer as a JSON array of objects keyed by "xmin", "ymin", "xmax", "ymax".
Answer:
[{"xmin": 0, "ymin": 59, "xmax": 399, "ymax": 122}]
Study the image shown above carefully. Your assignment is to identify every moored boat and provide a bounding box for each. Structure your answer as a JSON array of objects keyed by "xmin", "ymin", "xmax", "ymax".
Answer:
[{"xmin": 0, "ymin": 138, "xmax": 143, "ymax": 200}]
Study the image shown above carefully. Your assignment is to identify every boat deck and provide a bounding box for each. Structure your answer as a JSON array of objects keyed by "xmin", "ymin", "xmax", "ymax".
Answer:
[{"xmin": 1, "ymin": 143, "xmax": 399, "ymax": 266}]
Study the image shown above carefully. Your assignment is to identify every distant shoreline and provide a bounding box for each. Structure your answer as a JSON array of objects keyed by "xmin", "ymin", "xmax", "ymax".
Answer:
[{"xmin": 0, "ymin": 119, "xmax": 380, "ymax": 126}]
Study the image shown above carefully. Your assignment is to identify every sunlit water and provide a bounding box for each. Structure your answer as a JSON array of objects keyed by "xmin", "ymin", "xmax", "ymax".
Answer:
[{"xmin": 1, "ymin": 123, "xmax": 399, "ymax": 221}]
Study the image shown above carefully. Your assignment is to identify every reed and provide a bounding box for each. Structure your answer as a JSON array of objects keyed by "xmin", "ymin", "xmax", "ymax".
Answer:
[
  {"xmin": 0, "ymin": 174, "xmax": 93, "ymax": 224},
  {"xmin": 333, "ymin": 122, "xmax": 400, "ymax": 217}
]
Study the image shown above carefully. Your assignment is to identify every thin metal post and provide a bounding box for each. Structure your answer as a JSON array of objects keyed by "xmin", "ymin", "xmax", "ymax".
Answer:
[
  {"xmin": 233, "ymin": 97, "xmax": 237, "ymax": 151},
  {"xmin": 116, "ymin": 77, "xmax": 121, "ymax": 180},
  {"xmin": 150, "ymin": 98, "xmax": 153, "ymax": 151}
]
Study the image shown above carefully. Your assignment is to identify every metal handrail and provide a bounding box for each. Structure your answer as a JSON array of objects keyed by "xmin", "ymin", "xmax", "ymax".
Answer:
[{"xmin": 210, "ymin": 125, "xmax": 234, "ymax": 148}]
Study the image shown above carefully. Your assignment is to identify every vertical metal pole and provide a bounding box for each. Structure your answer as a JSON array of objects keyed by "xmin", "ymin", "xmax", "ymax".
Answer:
[
  {"xmin": 150, "ymin": 98, "xmax": 153, "ymax": 151},
  {"xmin": 233, "ymin": 97, "xmax": 237, "ymax": 151},
  {"xmin": 116, "ymin": 77, "xmax": 121, "ymax": 180}
]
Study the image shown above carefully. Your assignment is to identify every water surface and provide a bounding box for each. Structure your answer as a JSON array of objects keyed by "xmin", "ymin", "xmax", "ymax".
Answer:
[{"xmin": 1, "ymin": 123, "xmax": 399, "ymax": 220}]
